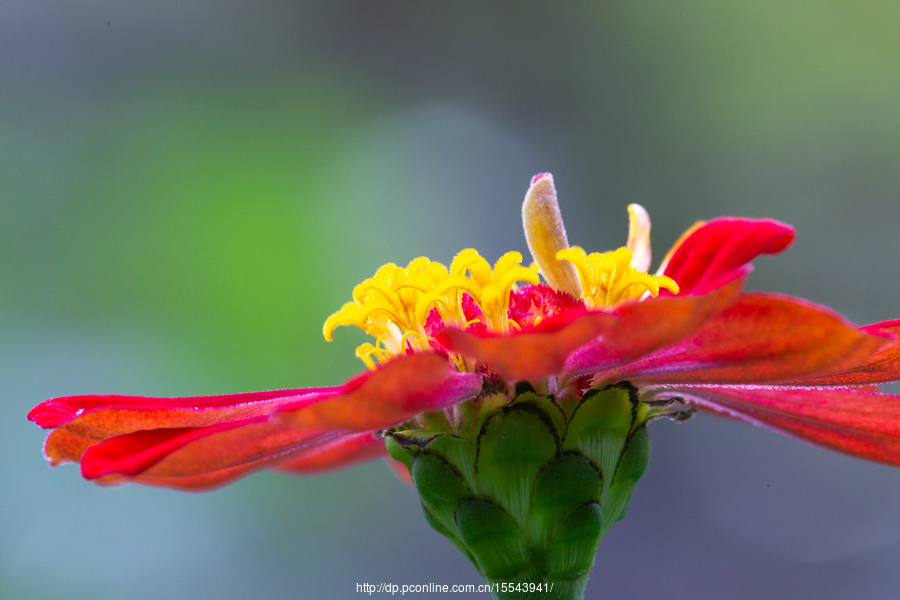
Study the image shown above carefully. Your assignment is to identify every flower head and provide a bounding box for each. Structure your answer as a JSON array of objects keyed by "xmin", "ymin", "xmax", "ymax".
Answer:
[
  {"xmin": 28, "ymin": 173, "xmax": 900, "ymax": 597},
  {"xmin": 29, "ymin": 172, "xmax": 900, "ymax": 480}
]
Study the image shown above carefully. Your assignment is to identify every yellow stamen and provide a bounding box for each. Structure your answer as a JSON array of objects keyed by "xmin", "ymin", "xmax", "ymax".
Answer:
[
  {"xmin": 557, "ymin": 246, "xmax": 679, "ymax": 309},
  {"xmin": 325, "ymin": 251, "xmax": 538, "ymax": 369},
  {"xmin": 326, "ymin": 179, "xmax": 680, "ymax": 371},
  {"xmin": 356, "ymin": 343, "xmax": 392, "ymax": 371}
]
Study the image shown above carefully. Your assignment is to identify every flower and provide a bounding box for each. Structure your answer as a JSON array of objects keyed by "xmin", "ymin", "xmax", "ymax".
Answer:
[
  {"xmin": 30, "ymin": 173, "xmax": 900, "ymax": 598},
  {"xmin": 28, "ymin": 173, "xmax": 900, "ymax": 489}
]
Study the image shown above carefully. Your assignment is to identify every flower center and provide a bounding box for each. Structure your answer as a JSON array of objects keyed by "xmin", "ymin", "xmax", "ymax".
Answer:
[
  {"xmin": 323, "ymin": 249, "xmax": 540, "ymax": 369},
  {"xmin": 556, "ymin": 246, "xmax": 679, "ymax": 309},
  {"xmin": 325, "ymin": 175, "xmax": 680, "ymax": 372}
]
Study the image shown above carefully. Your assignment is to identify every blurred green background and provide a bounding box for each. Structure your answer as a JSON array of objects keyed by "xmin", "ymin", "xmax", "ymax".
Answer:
[{"xmin": 3, "ymin": 2, "xmax": 900, "ymax": 599}]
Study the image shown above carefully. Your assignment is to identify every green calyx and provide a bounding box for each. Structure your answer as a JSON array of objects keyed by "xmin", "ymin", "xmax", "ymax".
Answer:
[{"xmin": 386, "ymin": 383, "xmax": 654, "ymax": 600}]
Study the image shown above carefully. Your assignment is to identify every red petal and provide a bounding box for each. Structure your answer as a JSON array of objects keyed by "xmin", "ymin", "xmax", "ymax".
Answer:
[
  {"xmin": 617, "ymin": 294, "xmax": 887, "ymax": 385},
  {"xmin": 91, "ymin": 463, "xmax": 273, "ymax": 490},
  {"xmin": 276, "ymin": 431, "xmax": 386, "ymax": 473},
  {"xmin": 678, "ymin": 386, "xmax": 900, "ymax": 467},
  {"xmin": 434, "ymin": 312, "xmax": 616, "ymax": 381},
  {"xmin": 563, "ymin": 276, "xmax": 743, "ymax": 379},
  {"xmin": 27, "ymin": 386, "xmax": 336, "ymax": 430},
  {"xmin": 92, "ymin": 465, "xmax": 257, "ymax": 490},
  {"xmin": 81, "ymin": 419, "xmax": 335, "ymax": 490},
  {"xmin": 43, "ymin": 428, "xmax": 97, "ymax": 467},
  {"xmin": 81, "ymin": 419, "xmax": 261, "ymax": 479},
  {"xmin": 275, "ymin": 352, "xmax": 483, "ymax": 431},
  {"xmin": 38, "ymin": 354, "xmax": 478, "ymax": 489},
  {"xmin": 662, "ymin": 218, "xmax": 795, "ymax": 294},
  {"xmin": 787, "ymin": 320, "xmax": 900, "ymax": 386},
  {"xmin": 35, "ymin": 387, "xmax": 336, "ymax": 466}
]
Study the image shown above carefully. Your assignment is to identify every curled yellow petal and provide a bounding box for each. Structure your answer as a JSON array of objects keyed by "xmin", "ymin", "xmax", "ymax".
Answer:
[{"xmin": 522, "ymin": 173, "xmax": 582, "ymax": 298}]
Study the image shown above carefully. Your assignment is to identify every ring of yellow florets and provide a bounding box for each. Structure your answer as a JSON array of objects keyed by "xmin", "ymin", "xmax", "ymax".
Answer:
[
  {"xmin": 323, "ymin": 250, "xmax": 539, "ymax": 370},
  {"xmin": 324, "ymin": 244, "xmax": 679, "ymax": 372},
  {"xmin": 556, "ymin": 246, "xmax": 679, "ymax": 309}
]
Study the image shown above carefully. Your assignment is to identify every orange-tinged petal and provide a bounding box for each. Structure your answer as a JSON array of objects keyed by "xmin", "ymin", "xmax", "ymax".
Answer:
[
  {"xmin": 28, "ymin": 387, "xmax": 329, "ymax": 435},
  {"xmin": 618, "ymin": 294, "xmax": 888, "ymax": 385},
  {"xmin": 27, "ymin": 386, "xmax": 335, "ymax": 430},
  {"xmin": 44, "ymin": 427, "xmax": 97, "ymax": 467},
  {"xmin": 38, "ymin": 354, "xmax": 478, "ymax": 489},
  {"xmin": 81, "ymin": 419, "xmax": 337, "ymax": 490},
  {"xmin": 33, "ymin": 387, "xmax": 334, "ymax": 465},
  {"xmin": 563, "ymin": 276, "xmax": 744, "ymax": 379},
  {"xmin": 678, "ymin": 386, "xmax": 900, "ymax": 467},
  {"xmin": 788, "ymin": 320, "xmax": 900, "ymax": 386},
  {"xmin": 81, "ymin": 420, "xmax": 259, "ymax": 479},
  {"xmin": 274, "ymin": 352, "xmax": 483, "ymax": 431},
  {"xmin": 276, "ymin": 431, "xmax": 385, "ymax": 473},
  {"xmin": 435, "ymin": 311, "xmax": 617, "ymax": 382},
  {"xmin": 93, "ymin": 464, "xmax": 261, "ymax": 491}
]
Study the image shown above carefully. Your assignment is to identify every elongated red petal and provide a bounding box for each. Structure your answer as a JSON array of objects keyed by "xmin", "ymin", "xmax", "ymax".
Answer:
[
  {"xmin": 27, "ymin": 386, "xmax": 335, "ymax": 430},
  {"xmin": 434, "ymin": 312, "xmax": 616, "ymax": 381},
  {"xmin": 81, "ymin": 419, "xmax": 262, "ymax": 479},
  {"xmin": 563, "ymin": 276, "xmax": 743, "ymax": 379},
  {"xmin": 787, "ymin": 320, "xmax": 900, "ymax": 386},
  {"xmin": 662, "ymin": 218, "xmax": 795, "ymax": 294},
  {"xmin": 677, "ymin": 386, "xmax": 900, "ymax": 467},
  {"xmin": 275, "ymin": 352, "xmax": 483, "ymax": 431},
  {"xmin": 37, "ymin": 353, "xmax": 478, "ymax": 489},
  {"xmin": 81, "ymin": 419, "xmax": 338, "ymax": 490},
  {"xmin": 276, "ymin": 431, "xmax": 385, "ymax": 473},
  {"xmin": 90, "ymin": 465, "xmax": 254, "ymax": 490},
  {"xmin": 616, "ymin": 293, "xmax": 887, "ymax": 385},
  {"xmin": 29, "ymin": 387, "xmax": 330, "ymax": 441},
  {"xmin": 43, "ymin": 428, "xmax": 97, "ymax": 467},
  {"xmin": 37, "ymin": 386, "xmax": 335, "ymax": 466}
]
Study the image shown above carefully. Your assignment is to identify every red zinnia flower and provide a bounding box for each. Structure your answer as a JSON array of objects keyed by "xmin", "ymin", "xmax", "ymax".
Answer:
[{"xmin": 28, "ymin": 173, "xmax": 900, "ymax": 491}]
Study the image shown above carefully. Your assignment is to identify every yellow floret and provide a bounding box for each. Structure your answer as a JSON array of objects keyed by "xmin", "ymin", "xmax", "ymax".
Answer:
[
  {"xmin": 324, "ymin": 250, "xmax": 538, "ymax": 369},
  {"xmin": 556, "ymin": 246, "xmax": 679, "ymax": 309}
]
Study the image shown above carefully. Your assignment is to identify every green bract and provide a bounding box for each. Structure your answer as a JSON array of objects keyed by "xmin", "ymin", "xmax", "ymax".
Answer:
[{"xmin": 387, "ymin": 383, "xmax": 655, "ymax": 600}]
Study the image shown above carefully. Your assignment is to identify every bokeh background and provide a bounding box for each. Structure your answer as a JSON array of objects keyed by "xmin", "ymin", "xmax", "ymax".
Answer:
[{"xmin": 3, "ymin": 2, "xmax": 900, "ymax": 599}]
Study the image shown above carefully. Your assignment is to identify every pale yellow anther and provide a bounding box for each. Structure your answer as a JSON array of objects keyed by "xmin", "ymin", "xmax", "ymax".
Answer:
[
  {"xmin": 626, "ymin": 204, "xmax": 652, "ymax": 272},
  {"xmin": 451, "ymin": 249, "xmax": 491, "ymax": 283},
  {"xmin": 414, "ymin": 274, "xmax": 479, "ymax": 324},
  {"xmin": 493, "ymin": 251, "xmax": 525, "ymax": 279},
  {"xmin": 353, "ymin": 280, "xmax": 401, "ymax": 312},
  {"xmin": 406, "ymin": 256, "xmax": 431, "ymax": 272},
  {"xmin": 522, "ymin": 173, "xmax": 583, "ymax": 298}
]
